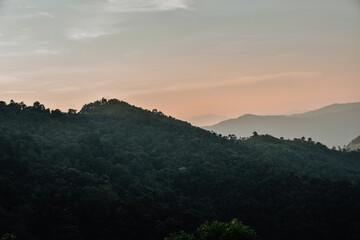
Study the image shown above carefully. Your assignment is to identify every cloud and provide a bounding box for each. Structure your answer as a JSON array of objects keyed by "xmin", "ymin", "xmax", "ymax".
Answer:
[
  {"xmin": 1, "ymin": 90, "xmax": 37, "ymax": 94},
  {"xmin": 0, "ymin": 41, "xmax": 22, "ymax": 47},
  {"xmin": 24, "ymin": 12, "xmax": 55, "ymax": 19},
  {"xmin": 37, "ymin": 12, "xmax": 55, "ymax": 18},
  {"xmin": 0, "ymin": 76, "xmax": 21, "ymax": 84},
  {"xmin": 0, "ymin": 33, "xmax": 54, "ymax": 57},
  {"xmin": 105, "ymin": 0, "xmax": 194, "ymax": 12},
  {"xmin": 25, "ymin": 5, "xmax": 39, "ymax": 9},
  {"xmin": 34, "ymin": 48, "xmax": 59, "ymax": 55},
  {"xmin": 50, "ymin": 86, "xmax": 79, "ymax": 93},
  {"xmin": 124, "ymin": 72, "xmax": 321, "ymax": 97},
  {"xmin": 66, "ymin": 28, "xmax": 119, "ymax": 41}
]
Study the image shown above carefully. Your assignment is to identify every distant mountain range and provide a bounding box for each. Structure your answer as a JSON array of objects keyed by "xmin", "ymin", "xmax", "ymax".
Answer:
[{"xmin": 204, "ymin": 102, "xmax": 360, "ymax": 148}]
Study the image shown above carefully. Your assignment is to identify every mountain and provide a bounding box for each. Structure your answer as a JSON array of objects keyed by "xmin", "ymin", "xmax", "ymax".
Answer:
[
  {"xmin": 1, "ymin": 99, "xmax": 360, "ymax": 240},
  {"xmin": 186, "ymin": 114, "xmax": 227, "ymax": 127},
  {"xmin": 347, "ymin": 135, "xmax": 360, "ymax": 151},
  {"xmin": 291, "ymin": 102, "xmax": 360, "ymax": 118},
  {"xmin": 204, "ymin": 102, "xmax": 360, "ymax": 148}
]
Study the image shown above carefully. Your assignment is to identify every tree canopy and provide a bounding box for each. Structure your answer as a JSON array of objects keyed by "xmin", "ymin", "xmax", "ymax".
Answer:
[
  {"xmin": 165, "ymin": 219, "xmax": 258, "ymax": 240},
  {"xmin": 0, "ymin": 99, "xmax": 360, "ymax": 240}
]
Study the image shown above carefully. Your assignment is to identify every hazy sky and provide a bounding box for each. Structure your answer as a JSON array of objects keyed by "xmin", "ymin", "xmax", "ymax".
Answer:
[{"xmin": 0, "ymin": 0, "xmax": 359, "ymax": 120}]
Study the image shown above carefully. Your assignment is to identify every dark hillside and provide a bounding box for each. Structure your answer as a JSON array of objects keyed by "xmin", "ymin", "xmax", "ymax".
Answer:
[{"xmin": 0, "ymin": 99, "xmax": 360, "ymax": 240}]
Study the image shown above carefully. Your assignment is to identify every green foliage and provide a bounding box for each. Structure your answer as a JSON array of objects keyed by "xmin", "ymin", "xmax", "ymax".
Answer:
[
  {"xmin": 198, "ymin": 219, "xmax": 258, "ymax": 240},
  {"xmin": 1, "ymin": 233, "xmax": 16, "ymax": 240},
  {"xmin": 0, "ymin": 99, "xmax": 360, "ymax": 240},
  {"xmin": 165, "ymin": 219, "xmax": 258, "ymax": 240},
  {"xmin": 165, "ymin": 231, "xmax": 196, "ymax": 240}
]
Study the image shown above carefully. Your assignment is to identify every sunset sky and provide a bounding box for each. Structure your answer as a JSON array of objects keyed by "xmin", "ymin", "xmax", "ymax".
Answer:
[{"xmin": 0, "ymin": 0, "xmax": 359, "ymax": 122}]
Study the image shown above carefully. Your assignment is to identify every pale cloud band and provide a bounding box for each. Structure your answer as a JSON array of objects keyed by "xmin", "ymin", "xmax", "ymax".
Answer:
[
  {"xmin": 105, "ymin": 0, "xmax": 194, "ymax": 12},
  {"xmin": 66, "ymin": 28, "xmax": 120, "ymax": 41},
  {"xmin": 34, "ymin": 48, "xmax": 59, "ymax": 55}
]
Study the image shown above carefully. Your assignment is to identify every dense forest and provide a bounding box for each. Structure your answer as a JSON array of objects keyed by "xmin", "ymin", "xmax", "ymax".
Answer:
[{"xmin": 1, "ymin": 99, "xmax": 360, "ymax": 240}]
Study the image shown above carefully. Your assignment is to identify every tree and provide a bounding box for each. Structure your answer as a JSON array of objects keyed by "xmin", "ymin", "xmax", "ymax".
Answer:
[
  {"xmin": 101, "ymin": 98, "xmax": 108, "ymax": 104},
  {"xmin": 33, "ymin": 101, "xmax": 45, "ymax": 111},
  {"xmin": 228, "ymin": 134, "xmax": 237, "ymax": 141},
  {"xmin": 1, "ymin": 233, "xmax": 16, "ymax": 240},
  {"xmin": 0, "ymin": 101, "xmax": 6, "ymax": 108},
  {"xmin": 165, "ymin": 231, "xmax": 195, "ymax": 240},
  {"xmin": 51, "ymin": 109, "xmax": 63, "ymax": 117},
  {"xmin": 165, "ymin": 219, "xmax": 258, "ymax": 240},
  {"xmin": 68, "ymin": 109, "xmax": 77, "ymax": 115}
]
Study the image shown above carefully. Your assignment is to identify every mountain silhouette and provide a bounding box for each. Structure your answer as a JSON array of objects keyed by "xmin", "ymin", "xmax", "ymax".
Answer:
[{"xmin": 204, "ymin": 102, "xmax": 360, "ymax": 148}]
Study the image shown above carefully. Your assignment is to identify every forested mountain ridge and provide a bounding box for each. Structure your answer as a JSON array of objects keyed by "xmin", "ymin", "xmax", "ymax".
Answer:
[
  {"xmin": 204, "ymin": 102, "xmax": 360, "ymax": 148},
  {"xmin": 1, "ymin": 99, "xmax": 360, "ymax": 240}
]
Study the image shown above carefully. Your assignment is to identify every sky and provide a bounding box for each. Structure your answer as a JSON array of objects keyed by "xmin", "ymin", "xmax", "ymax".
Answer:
[{"xmin": 0, "ymin": 0, "xmax": 359, "ymax": 122}]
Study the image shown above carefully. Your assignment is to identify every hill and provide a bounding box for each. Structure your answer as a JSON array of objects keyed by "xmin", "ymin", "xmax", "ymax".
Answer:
[
  {"xmin": 1, "ymin": 99, "xmax": 360, "ymax": 240},
  {"xmin": 292, "ymin": 102, "xmax": 360, "ymax": 118},
  {"xmin": 347, "ymin": 136, "xmax": 360, "ymax": 151},
  {"xmin": 204, "ymin": 102, "xmax": 360, "ymax": 148}
]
